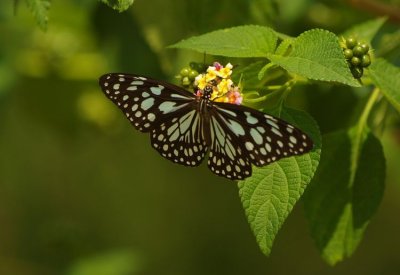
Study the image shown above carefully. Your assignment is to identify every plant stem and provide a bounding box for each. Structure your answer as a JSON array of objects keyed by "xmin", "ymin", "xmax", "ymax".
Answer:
[
  {"xmin": 357, "ymin": 87, "xmax": 380, "ymax": 134},
  {"xmin": 349, "ymin": 87, "xmax": 381, "ymax": 184}
]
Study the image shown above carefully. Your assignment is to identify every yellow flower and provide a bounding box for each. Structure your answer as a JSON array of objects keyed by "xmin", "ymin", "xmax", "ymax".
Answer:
[
  {"xmin": 217, "ymin": 78, "xmax": 233, "ymax": 95},
  {"xmin": 216, "ymin": 63, "xmax": 233, "ymax": 78},
  {"xmin": 205, "ymin": 70, "xmax": 217, "ymax": 82},
  {"xmin": 194, "ymin": 74, "xmax": 207, "ymax": 90}
]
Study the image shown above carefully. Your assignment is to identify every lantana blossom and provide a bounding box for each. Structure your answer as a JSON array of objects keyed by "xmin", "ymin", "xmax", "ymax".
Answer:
[{"xmin": 193, "ymin": 62, "xmax": 243, "ymax": 105}]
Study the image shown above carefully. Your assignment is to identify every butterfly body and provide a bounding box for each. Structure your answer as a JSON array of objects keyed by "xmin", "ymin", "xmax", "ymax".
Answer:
[{"xmin": 99, "ymin": 72, "xmax": 313, "ymax": 180}]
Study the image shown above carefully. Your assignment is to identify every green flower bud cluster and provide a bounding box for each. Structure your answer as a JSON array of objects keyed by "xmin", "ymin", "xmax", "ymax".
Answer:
[
  {"xmin": 177, "ymin": 65, "xmax": 199, "ymax": 87},
  {"xmin": 342, "ymin": 37, "xmax": 371, "ymax": 79}
]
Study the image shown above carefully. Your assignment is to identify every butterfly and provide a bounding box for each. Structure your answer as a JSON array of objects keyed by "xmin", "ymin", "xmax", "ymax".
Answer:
[{"xmin": 99, "ymin": 69, "xmax": 313, "ymax": 180}]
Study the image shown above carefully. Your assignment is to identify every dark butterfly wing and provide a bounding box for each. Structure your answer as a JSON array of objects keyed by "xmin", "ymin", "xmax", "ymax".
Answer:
[
  {"xmin": 150, "ymin": 101, "xmax": 208, "ymax": 166},
  {"xmin": 99, "ymin": 73, "xmax": 196, "ymax": 132},
  {"xmin": 207, "ymin": 112, "xmax": 253, "ymax": 180},
  {"xmin": 99, "ymin": 73, "xmax": 208, "ymax": 166},
  {"xmin": 207, "ymin": 102, "xmax": 314, "ymax": 180}
]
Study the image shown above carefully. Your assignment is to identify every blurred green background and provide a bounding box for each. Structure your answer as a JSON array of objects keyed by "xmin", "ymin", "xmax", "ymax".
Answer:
[{"xmin": 1, "ymin": 0, "xmax": 400, "ymax": 274}]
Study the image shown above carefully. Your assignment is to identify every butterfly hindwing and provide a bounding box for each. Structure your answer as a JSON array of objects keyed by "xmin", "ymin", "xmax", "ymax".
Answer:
[
  {"xmin": 99, "ymin": 73, "xmax": 196, "ymax": 132},
  {"xmin": 150, "ymin": 103, "xmax": 208, "ymax": 167},
  {"xmin": 207, "ymin": 113, "xmax": 253, "ymax": 180}
]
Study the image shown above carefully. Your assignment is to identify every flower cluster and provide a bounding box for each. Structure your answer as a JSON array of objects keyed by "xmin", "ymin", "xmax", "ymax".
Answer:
[{"xmin": 194, "ymin": 62, "xmax": 243, "ymax": 105}]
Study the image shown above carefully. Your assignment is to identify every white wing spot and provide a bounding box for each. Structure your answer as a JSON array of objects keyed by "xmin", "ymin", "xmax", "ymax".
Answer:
[
  {"xmin": 122, "ymin": 95, "xmax": 129, "ymax": 101},
  {"xmin": 260, "ymin": 148, "xmax": 267, "ymax": 155},
  {"xmin": 171, "ymin": 94, "xmax": 189, "ymax": 99},
  {"xmin": 142, "ymin": 92, "xmax": 150, "ymax": 98},
  {"xmin": 271, "ymin": 127, "xmax": 283, "ymax": 137},
  {"xmin": 141, "ymin": 98, "xmax": 154, "ymax": 111},
  {"xmin": 135, "ymin": 111, "xmax": 142, "ymax": 117},
  {"xmin": 113, "ymin": 84, "xmax": 120, "ymax": 90},
  {"xmin": 245, "ymin": 112, "xmax": 258, "ymax": 124},
  {"xmin": 286, "ymin": 126, "xmax": 294, "ymax": 133},
  {"xmin": 217, "ymin": 107, "xmax": 237, "ymax": 117},
  {"xmin": 289, "ymin": 136, "xmax": 297, "ymax": 144},
  {"xmin": 277, "ymin": 140, "xmax": 284, "ymax": 148},
  {"xmin": 150, "ymin": 85, "xmax": 164, "ymax": 95},
  {"xmin": 119, "ymin": 77, "xmax": 125, "ymax": 82},
  {"xmin": 147, "ymin": 113, "xmax": 156, "ymax": 122},
  {"xmin": 257, "ymin": 126, "xmax": 265, "ymax": 134},
  {"xmin": 245, "ymin": 142, "xmax": 254, "ymax": 151},
  {"xmin": 127, "ymin": 86, "xmax": 137, "ymax": 91},
  {"xmin": 163, "ymin": 144, "xmax": 168, "ymax": 151},
  {"xmin": 131, "ymin": 104, "xmax": 138, "ymax": 111},
  {"xmin": 131, "ymin": 81, "xmax": 144, "ymax": 85},
  {"xmin": 250, "ymin": 128, "xmax": 263, "ymax": 145},
  {"xmin": 266, "ymin": 119, "xmax": 279, "ymax": 129},
  {"xmin": 265, "ymin": 143, "xmax": 272, "ymax": 152}
]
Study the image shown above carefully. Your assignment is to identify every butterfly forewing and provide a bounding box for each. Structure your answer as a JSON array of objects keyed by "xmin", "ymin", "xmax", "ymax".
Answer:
[
  {"xmin": 99, "ymin": 73, "xmax": 195, "ymax": 132},
  {"xmin": 206, "ymin": 102, "xmax": 313, "ymax": 179},
  {"xmin": 99, "ymin": 73, "xmax": 209, "ymax": 167}
]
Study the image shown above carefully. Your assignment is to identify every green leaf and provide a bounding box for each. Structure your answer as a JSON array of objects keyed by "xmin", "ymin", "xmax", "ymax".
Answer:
[
  {"xmin": 231, "ymin": 61, "xmax": 267, "ymax": 89},
  {"xmin": 304, "ymin": 129, "xmax": 385, "ymax": 265},
  {"xmin": 169, "ymin": 25, "xmax": 278, "ymax": 58},
  {"xmin": 238, "ymin": 107, "xmax": 321, "ymax": 256},
  {"xmin": 257, "ymin": 39, "xmax": 293, "ymax": 80},
  {"xmin": 341, "ymin": 17, "xmax": 387, "ymax": 43},
  {"xmin": 25, "ymin": 0, "xmax": 51, "ymax": 31},
  {"xmin": 375, "ymin": 29, "xmax": 400, "ymax": 58},
  {"xmin": 100, "ymin": 0, "xmax": 135, "ymax": 12},
  {"xmin": 369, "ymin": 58, "xmax": 400, "ymax": 112},
  {"xmin": 268, "ymin": 29, "xmax": 361, "ymax": 87},
  {"xmin": 274, "ymin": 38, "xmax": 293, "ymax": 56}
]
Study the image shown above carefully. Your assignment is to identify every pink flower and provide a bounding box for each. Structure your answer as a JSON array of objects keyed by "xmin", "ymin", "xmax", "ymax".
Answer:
[{"xmin": 213, "ymin": 62, "xmax": 223, "ymax": 71}]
